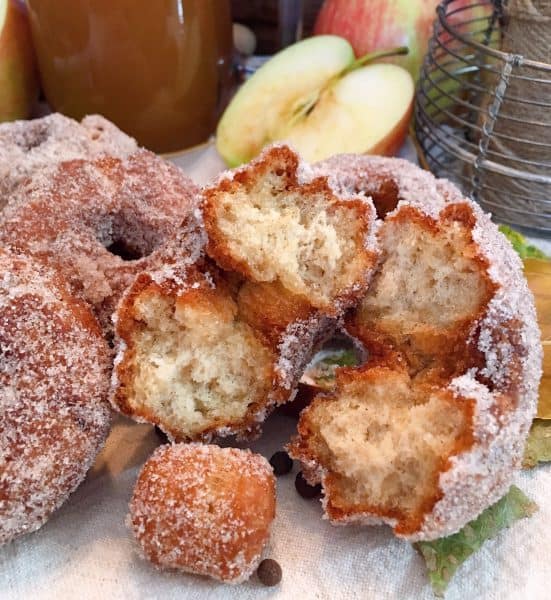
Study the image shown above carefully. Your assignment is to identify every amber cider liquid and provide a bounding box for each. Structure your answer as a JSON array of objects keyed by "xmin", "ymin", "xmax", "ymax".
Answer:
[{"xmin": 27, "ymin": 0, "xmax": 233, "ymax": 152}]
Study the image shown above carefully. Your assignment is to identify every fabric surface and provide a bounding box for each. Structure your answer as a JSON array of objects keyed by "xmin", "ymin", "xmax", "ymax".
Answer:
[
  {"xmin": 2, "ymin": 141, "xmax": 550, "ymax": 599},
  {"xmin": 3, "ymin": 415, "xmax": 551, "ymax": 600}
]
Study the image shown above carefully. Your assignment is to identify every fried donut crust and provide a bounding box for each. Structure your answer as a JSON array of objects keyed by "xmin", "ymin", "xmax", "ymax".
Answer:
[
  {"xmin": 0, "ymin": 250, "xmax": 111, "ymax": 545},
  {"xmin": 0, "ymin": 113, "xmax": 137, "ymax": 210},
  {"xmin": 202, "ymin": 144, "xmax": 379, "ymax": 315},
  {"xmin": 0, "ymin": 149, "xmax": 204, "ymax": 334},
  {"xmin": 289, "ymin": 155, "xmax": 542, "ymax": 541},
  {"xmin": 129, "ymin": 443, "xmax": 275, "ymax": 584}
]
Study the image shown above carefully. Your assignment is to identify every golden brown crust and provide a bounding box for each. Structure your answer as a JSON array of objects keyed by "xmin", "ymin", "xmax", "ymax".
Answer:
[
  {"xmin": 237, "ymin": 280, "xmax": 315, "ymax": 347},
  {"xmin": 290, "ymin": 154, "xmax": 542, "ymax": 540},
  {"xmin": 346, "ymin": 203, "xmax": 498, "ymax": 382},
  {"xmin": 129, "ymin": 443, "xmax": 275, "ymax": 583},
  {"xmin": 0, "ymin": 250, "xmax": 112, "ymax": 545},
  {"xmin": 289, "ymin": 363, "xmax": 475, "ymax": 536},
  {"xmin": 0, "ymin": 113, "xmax": 137, "ymax": 210},
  {"xmin": 0, "ymin": 149, "xmax": 203, "ymax": 334},
  {"xmin": 112, "ymin": 268, "xmax": 275, "ymax": 441}
]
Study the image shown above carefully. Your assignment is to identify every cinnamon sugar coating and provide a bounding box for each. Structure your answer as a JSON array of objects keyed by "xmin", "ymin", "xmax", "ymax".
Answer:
[
  {"xmin": 0, "ymin": 113, "xmax": 137, "ymax": 210},
  {"xmin": 110, "ymin": 145, "xmax": 378, "ymax": 440},
  {"xmin": 0, "ymin": 150, "xmax": 204, "ymax": 334},
  {"xmin": 0, "ymin": 251, "xmax": 111, "ymax": 545},
  {"xmin": 289, "ymin": 154, "xmax": 542, "ymax": 541},
  {"xmin": 129, "ymin": 443, "xmax": 275, "ymax": 583},
  {"xmin": 314, "ymin": 153, "xmax": 464, "ymax": 219}
]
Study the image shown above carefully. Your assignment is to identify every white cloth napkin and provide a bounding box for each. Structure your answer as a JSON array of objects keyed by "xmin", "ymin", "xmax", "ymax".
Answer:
[
  {"xmin": 2, "ymin": 142, "xmax": 550, "ymax": 600},
  {"xmin": 3, "ymin": 415, "xmax": 551, "ymax": 600}
]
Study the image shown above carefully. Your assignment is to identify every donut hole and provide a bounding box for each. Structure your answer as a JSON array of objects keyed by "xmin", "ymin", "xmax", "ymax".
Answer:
[
  {"xmin": 130, "ymin": 444, "xmax": 275, "ymax": 582},
  {"xmin": 206, "ymin": 153, "xmax": 372, "ymax": 310},
  {"xmin": 120, "ymin": 282, "xmax": 275, "ymax": 440},
  {"xmin": 295, "ymin": 366, "xmax": 473, "ymax": 535},
  {"xmin": 359, "ymin": 179, "xmax": 399, "ymax": 219},
  {"xmin": 105, "ymin": 238, "xmax": 146, "ymax": 261}
]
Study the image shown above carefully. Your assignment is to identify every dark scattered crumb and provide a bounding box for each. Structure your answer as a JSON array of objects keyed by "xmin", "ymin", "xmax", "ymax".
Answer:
[
  {"xmin": 257, "ymin": 558, "xmax": 282, "ymax": 586},
  {"xmin": 295, "ymin": 472, "xmax": 322, "ymax": 499},
  {"xmin": 269, "ymin": 451, "xmax": 293, "ymax": 476}
]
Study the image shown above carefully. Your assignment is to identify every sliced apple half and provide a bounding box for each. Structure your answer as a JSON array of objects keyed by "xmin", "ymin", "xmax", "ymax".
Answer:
[
  {"xmin": 218, "ymin": 35, "xmax": 354, "ymax": 167},
  {"xmin": 216, "ymin": 35, "xmax": 414, "ymax": 166},
  {"xmin": 279, "ymin": 63, "xmax": 414, "ymax": 161}
]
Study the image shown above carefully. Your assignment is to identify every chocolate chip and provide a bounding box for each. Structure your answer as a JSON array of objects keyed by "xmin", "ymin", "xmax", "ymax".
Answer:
[
  {"xmin": 257, "ymin": 558, "xmax": 282, "ymax": 586},
  {"xmin": 295, "ymin": 471, "xmax": 322, "ymax": 499},
  {"xmin": 269, "ymin": 451, "xmax": 293, "ymax": 476}
]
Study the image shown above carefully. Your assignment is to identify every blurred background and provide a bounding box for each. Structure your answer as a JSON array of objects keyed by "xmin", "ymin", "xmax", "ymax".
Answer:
[{"xmin": 1, "ymin": 0, "xmax": 549, "ymax": 235}]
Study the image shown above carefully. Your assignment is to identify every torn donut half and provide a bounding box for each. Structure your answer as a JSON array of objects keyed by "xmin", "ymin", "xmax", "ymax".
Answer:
[
  {"xmin": 290, "ymin": 157, "xmax": 542, "ymax": 541},
  {"xmin": 201, "ymin": 144, "xmax": 379, "ymax": 314},
  {"xmin": 110, "ymin": 264, "xmax": 334, "ymax": 442}
]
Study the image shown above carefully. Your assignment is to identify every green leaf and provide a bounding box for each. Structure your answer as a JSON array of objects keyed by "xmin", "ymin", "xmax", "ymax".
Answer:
[
  {"xmin": 416, "ymin": 486, "xmax": 537, "ymax": 596},
  {"xmin": 312, "ymin": 349, "xmax": 359, "ymax": 385},
  {"xmin": 523, "ymin": 419, "xmax": 551, "ymax": 469},
  {"xmin": 320, "ymin": 349, "xmax": 359, "ymax": 368},
  {"xmin": 499, "ymin": 225, "xmax": 549, "ymax": 260},
  {"xmin": 301, "ymin": 348, "xmax": 361, "ymax": 389}
]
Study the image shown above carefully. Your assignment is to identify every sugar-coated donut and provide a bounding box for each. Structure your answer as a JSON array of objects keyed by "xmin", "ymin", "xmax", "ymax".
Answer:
[
  {"xmin": 129, "ymin": 443, "xmax": 276, "ymax": 583},
  {"xmin": 0, "ymin": 149, "xmax": 204, "ymax": 333},
  {"xmin": 0, "ymin": 250, "xmax": 111, "ymax": 545},
  {"xmin": 289, "ymin": 155, "xmax": 542, "ymax": 541},
  {"xmin": 111, "ymin": 145, "xmax": 378, "ymax": 440},
  {"xmin": 110, "ymin": 263, "xmax": 334, "ymax": 441},
  {"xmin": 0, "ymin": 113, "xmax": 137, "ymax": 210}
]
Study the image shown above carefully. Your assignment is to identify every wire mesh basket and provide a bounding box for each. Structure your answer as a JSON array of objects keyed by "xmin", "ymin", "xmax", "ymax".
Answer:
[{"xmin": 414, "ymin": 0, "xmax": 551, "ymax": 235}]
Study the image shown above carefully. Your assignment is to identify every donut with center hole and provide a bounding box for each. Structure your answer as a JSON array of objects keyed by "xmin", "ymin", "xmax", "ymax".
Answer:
[{"xmin": 0, "ymin": 149, "xmax": 204, "ymax": 334}]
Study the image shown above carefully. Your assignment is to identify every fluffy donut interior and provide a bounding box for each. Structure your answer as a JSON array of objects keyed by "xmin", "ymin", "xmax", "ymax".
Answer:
[
  {"xmin": 207, "ymin": 163, "xmax": 370, "ymax": 309},
  {"xmin": 351, "ymin": 206, "xmax": 493, "ymax": 374},
  {"xmin": 360, "ymin": 214, "xmax": 486, "ymax": 327},
  {"xmin": 122, "ymin": 285, "xmax": 275, "ymax": 439},
  {"xmin": 295, "ymin": 367, "xmax": 472, "ymax": 533},
  {"xmin": 290, "ymin": 204, "xmax": 492, "ymax": 534}
]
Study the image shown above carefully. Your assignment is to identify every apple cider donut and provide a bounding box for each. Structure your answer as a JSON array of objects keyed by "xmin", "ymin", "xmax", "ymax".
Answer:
[
  {"xmin": 129, "ymin": 443, "xmax": 275, "ymax": 583},
  {"xmin": 289, "ymin": 155, "xmax": 542, "ymax": 541},
  {"xmin": 0, "ymin": 149, "xmax": 204, "ymax": 333},
  {"xmin": 0, "ymin": 113, "xmax": 137, "ymax": 210},
  {"xmin": 202, "ymin": 144, "xmax": 379, "ymax": 315},
  {"xmin": 0, "ymin": 250, "xmax": 111, "ymax": 545},
  {"xmin": 110, "ymin": 263, "xmax": 334, "ymax": 441}
]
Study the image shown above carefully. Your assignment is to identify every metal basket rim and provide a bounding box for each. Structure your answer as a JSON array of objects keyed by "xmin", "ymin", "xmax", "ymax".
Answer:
[{"xmin": 438, "ymin": 0, "xmax": 551, "ymax": 72}]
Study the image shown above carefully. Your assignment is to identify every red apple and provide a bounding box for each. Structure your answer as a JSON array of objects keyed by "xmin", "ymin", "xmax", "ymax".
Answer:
[
  {"xmin": 314, "ymin": 0, "xmax": 493, "ymax": 81},
  {"xmin": 0, "ymin": 0, "xmax": 38, "ymax": 122}
]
